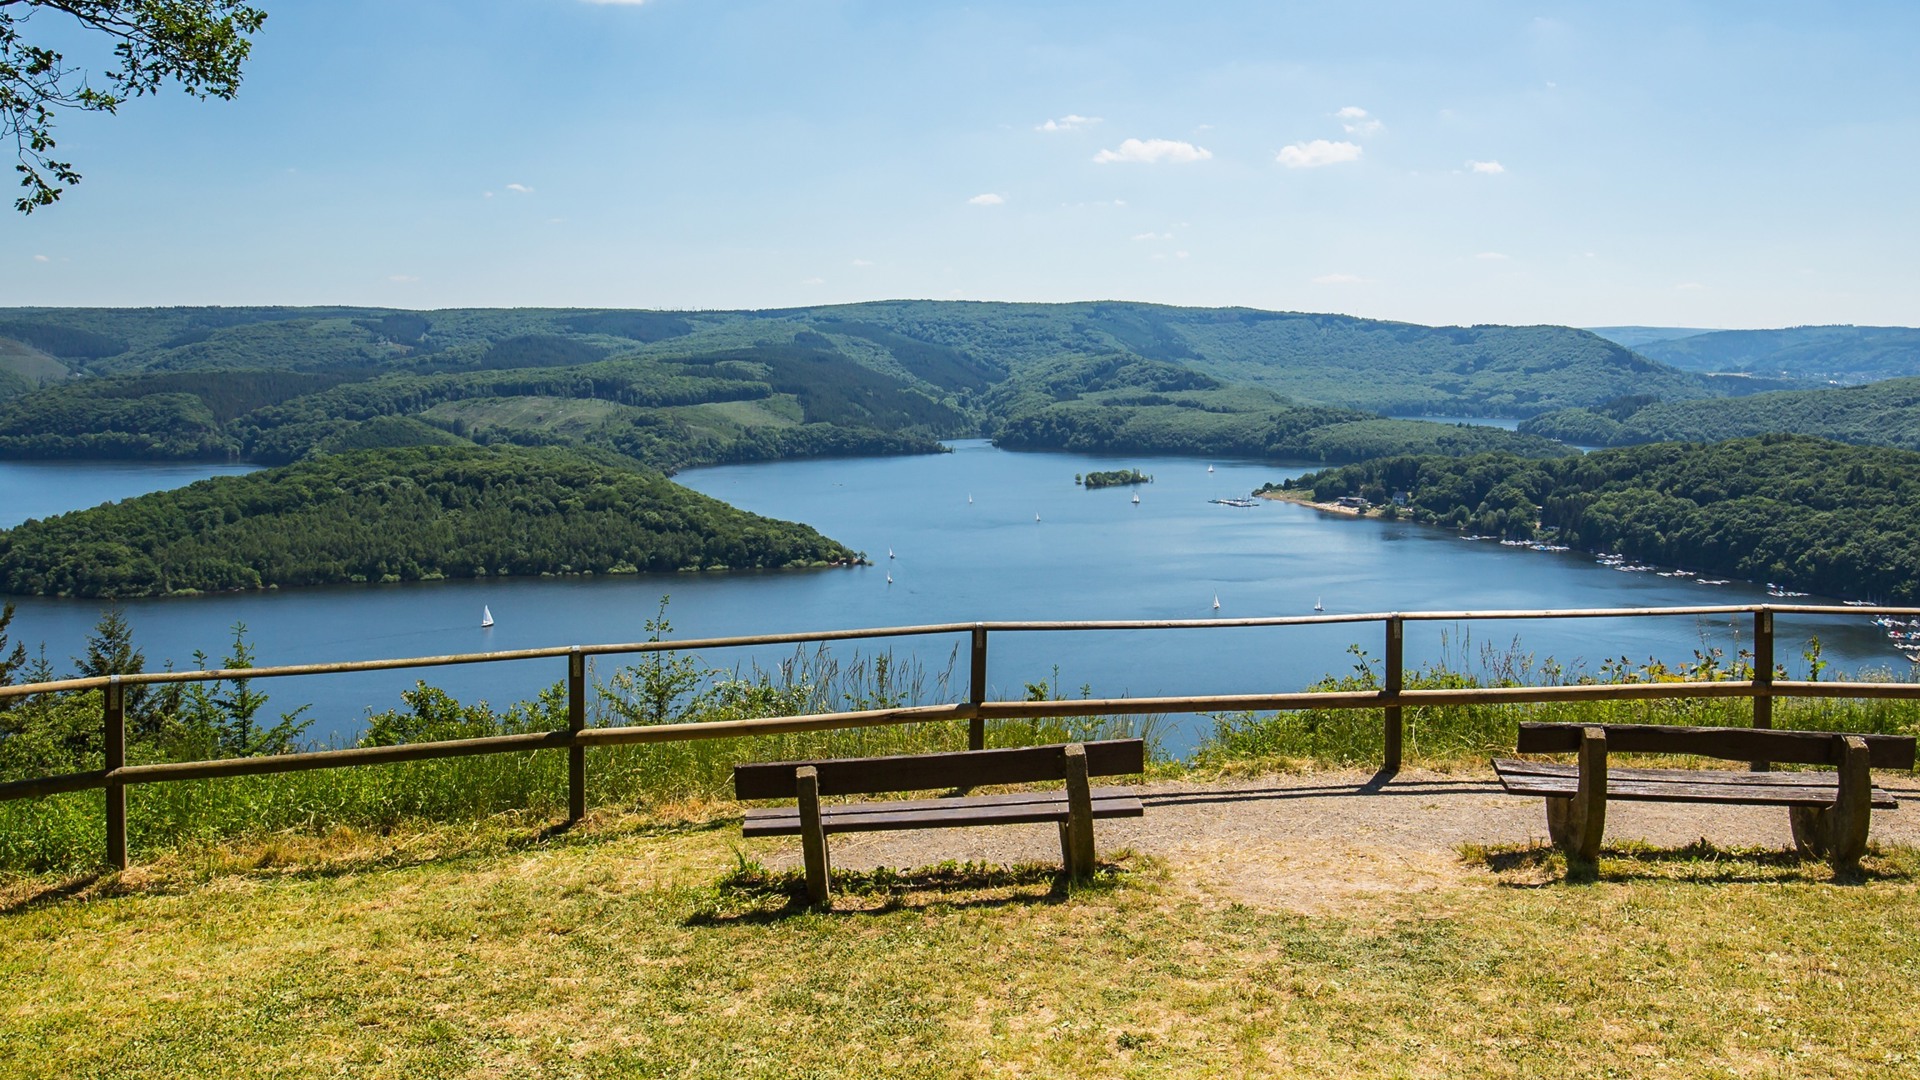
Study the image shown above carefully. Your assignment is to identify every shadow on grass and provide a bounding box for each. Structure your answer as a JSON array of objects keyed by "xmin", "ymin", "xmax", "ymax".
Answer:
[
  {"xmin": 0, "ymin": 812, "xmax": 744, "ymax": 913},
  {"xmin": 1464, "ymin": 838, "xmax": 1918, "ymax": 886},
  {"xmin": 686, "ymin": 858, "xmax": 1123, "ymax": 924}
]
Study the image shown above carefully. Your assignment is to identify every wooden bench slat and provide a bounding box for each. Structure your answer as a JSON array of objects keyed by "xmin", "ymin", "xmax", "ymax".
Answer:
[
  {"xmin": 1493, "ymin": 759, "xmax": 1897, "ymax": 809},
  {"xmin": 733, "ymin": 739, "xmax": 1146, "ymax": 799},
  {"xmin": 1515, "ymin": 722, "xmax": 1916, "ymax": 769},
  {"xmin": 743, "ymin": 791, "xmax": 1144, "ymax": 837},
  {"xmin": 1494, "ymin": 759, "xmax": 1883, "ymax": 788}
]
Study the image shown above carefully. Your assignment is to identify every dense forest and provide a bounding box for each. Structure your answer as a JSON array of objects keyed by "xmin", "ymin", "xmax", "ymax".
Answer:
[
  {"xmin": 1519, "ymin": 376, "xmax": 1920, "ymax": 451},
  {"xmin": 1283, "ymin": 435, "xmax": 1920, "ymax": 602},
  {"xmin": 1628, "ymin": 325, "xmax": 1920, "ymax": 384},
  {"xmin": 0, "ymin": 302, "xmax": 1667, "ymax": 476},
  {"xmin": 0, "ymin": 446, "xmax": 858, "ymax": 598}
]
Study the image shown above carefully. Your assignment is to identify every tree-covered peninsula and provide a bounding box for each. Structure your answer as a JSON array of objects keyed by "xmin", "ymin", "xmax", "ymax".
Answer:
[
  {"xmin": 0, "ymin": 446, "xmax": 858, "ymax": 598},
  {"xmin": 1282, "ymin": 435, "xmax": 1920, "ymax": 602}
]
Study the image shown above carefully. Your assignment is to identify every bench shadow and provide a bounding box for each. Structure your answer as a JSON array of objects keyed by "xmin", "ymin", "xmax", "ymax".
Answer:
[
  {"xmin": 1142, "ymin": 770, "xmax": 1502, "ymax": 810},
  {"xmin": 686, "ymin": 860, "xmax": 1102, "ymax": 924},
  {"xmin": 1469, "ymin": 839, "xmax": 1915, "ymax": 886}
]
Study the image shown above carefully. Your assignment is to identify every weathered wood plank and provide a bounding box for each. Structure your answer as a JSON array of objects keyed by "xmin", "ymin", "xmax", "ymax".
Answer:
[
  {"xmin": 1515, "ymin": 722, "xmax": 1915, "ymax": 769},
  {"xmin": 743, "ymin": 793, "xmax": 1145, "ymax": 837},
  {"xmin": 1063, "ymin": 744, "xmax": 1097, "ymax": 881},
  {"xmin": 732, "ymin": 739, "xmax": 1145, "ymax": 799},
  {"xmin": 1493, "ymin": 760, "xmax": 1898, "ymax": 808}
]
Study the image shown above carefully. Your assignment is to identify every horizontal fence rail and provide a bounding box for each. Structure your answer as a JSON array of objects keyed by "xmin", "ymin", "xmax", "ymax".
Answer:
[{"xmin": 2, "ymin": 604, "xmax": 1917, "ymax": 869}]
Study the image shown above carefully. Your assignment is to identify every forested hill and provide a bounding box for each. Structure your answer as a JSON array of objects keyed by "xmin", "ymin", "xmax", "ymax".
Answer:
[
  {"xmin": 1287, "ymin": 435, "xmax": 1920, "ymax": 603},
  {"xmin": 1630, "ymin": 325, "xmax": 1920, "ymax": 384},
  {"xmin": 0, "ymin": 302, "xmax": 1716, "ymax": 428},
  {"xmin": 0, "ymin": 446, "xmax": 858, "ymax": 598},
  {"xmin": 1519, "ymin": 376, "xmax": 1920, "ymax": 451}
]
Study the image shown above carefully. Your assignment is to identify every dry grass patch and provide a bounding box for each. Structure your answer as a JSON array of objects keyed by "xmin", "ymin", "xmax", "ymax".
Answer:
[{"xmin": 4, "ymin": 808, "xmax": 1920, "ymax": 1078}]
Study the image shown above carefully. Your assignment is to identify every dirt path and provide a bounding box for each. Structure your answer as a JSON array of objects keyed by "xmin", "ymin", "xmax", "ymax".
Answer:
[{"xmin": 747, "ymin": 768, "xmax": 1920, "ymax": 912}]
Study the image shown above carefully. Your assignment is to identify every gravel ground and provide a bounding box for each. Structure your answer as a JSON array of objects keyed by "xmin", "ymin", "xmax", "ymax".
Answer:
[{"xmin": 747, "ymin": 768, "xmax": 1920, "ymax": 911}]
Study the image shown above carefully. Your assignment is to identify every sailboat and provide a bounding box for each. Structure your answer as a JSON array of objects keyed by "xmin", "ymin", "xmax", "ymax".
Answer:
[
  {"xmin": 888, "ymin": 547, "xmax": 895, "ymax": 560},
  {"xmin": 1212, "ymin": 594, "xmax": 1221, "ymax": 611},
  {"xmin": 968, "ymin": 493, "xmax": 973, "ymax": 505},
  {"xmin": 1313, "ymin": 597, "xmax": 1324, "ymax": 612},
  {"xmin": 481, "ymin": 605, "xmax": 494, "ymax": 628},
  {"xmin": 1207, "ymin": 464, "xmax": 1215, "ymax": 473},
  {"xmin": 1131, "ymin": 492, "xmax": 1140, "ymax": 505},
  {"xmin": 886, "ymin": 572, "xmax": 893, "ymax": 585},
  {"xmin": 1035, "ymin": 512, "xmax": 1041, "ymax": 522}
]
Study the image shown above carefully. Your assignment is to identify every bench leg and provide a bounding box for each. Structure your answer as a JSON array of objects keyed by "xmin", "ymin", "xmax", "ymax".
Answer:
[
  {"xmin": 1829, "ymin": 736, "xmax": 1872, "ymax": 873},
  {"xmin": 1063, "ymin": 744, "xmax": 1097, "ymax": 882},
  {"xmin": 1791, "ymin": 737, "xmax": 1873, "ymax": 872},
  {"xmin": 1547, "ymin": 727, "xmax": 1608, "ymax": 864},
  {"xmin": 796, "ymin": 766, "xmax": 831, "ymax": 904},
  {"xmin": 1789, "ymin": 806, "xmax": 1828, "ymax": 859}
]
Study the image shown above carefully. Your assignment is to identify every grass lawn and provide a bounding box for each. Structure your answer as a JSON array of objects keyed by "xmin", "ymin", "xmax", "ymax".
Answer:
[{"xmin": 4, "ymin": 803, "xmax": 1918, "ymax": 1079}]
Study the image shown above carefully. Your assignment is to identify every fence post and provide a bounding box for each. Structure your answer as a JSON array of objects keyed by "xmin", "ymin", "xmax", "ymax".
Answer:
[
  {"xmin": 968, "ymin": 625, "xmax": 988, "ymax": 750},
  {"xmin": 104, "ymin": 674, "xmax": 127, "ymax": 871},
  {"xmin": 1751, "ymin": 609, "xmax": 1773, "ymax": 773},
  {"xmin": 1383, "ymin": 615, "xmax": 1404, "ymax": 773},
  {"xmin": 568, "ymin": 649, "xmax": 586, "ymax": 822}
]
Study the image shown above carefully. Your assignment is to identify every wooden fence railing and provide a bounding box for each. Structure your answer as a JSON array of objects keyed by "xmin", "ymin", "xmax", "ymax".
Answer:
[{"xmin": 2, "ymin": 603, "xmax": 1917, "ymax": 869}]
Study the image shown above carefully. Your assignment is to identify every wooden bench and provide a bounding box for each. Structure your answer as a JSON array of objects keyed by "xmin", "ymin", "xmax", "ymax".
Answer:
[
  {"xmin": 1493, "ymin": 722, "xmax": 1916, "ymax": 870},
  {"xmin": 734, "ymin": 739, "xmax": 1146, "ymax": 903}
]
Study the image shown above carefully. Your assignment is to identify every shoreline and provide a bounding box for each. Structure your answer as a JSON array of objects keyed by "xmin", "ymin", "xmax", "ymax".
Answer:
[{"xmin": 1256, "ymin": 487, "xmax": 1373, "ymax": 517}]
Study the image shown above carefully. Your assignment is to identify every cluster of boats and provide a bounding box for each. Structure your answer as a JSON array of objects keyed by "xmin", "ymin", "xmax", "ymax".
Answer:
[
  {"xmin": 1209, "ymin": 497, "xmax": 1260, "ymax": 508},
  {"xmin": 1871, "ymin": 616, "xmax": 1920, "ymax": 662}
]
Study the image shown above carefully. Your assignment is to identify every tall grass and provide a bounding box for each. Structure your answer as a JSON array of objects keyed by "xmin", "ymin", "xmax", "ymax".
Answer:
[
  {"xmin": 1194, "ymin": 633, "xmax": 1920, "ymax": 770},
  {"xmin": 0, "ymin": 646, "xmax": 1157, "ymax": 874}
]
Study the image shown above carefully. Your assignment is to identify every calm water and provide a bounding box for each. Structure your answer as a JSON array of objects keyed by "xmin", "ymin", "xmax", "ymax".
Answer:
[
  {"xmin": 1, "ymin": 460, "xmax": 261, "ymax": 529},
  {"xmin": 1, "ymin": 447, "xmax": 1905, "ymax": 754}
]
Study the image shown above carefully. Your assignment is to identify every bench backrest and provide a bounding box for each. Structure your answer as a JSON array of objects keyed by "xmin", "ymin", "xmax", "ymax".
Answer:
[
  {"xmin": 733, "ymin": 739, "xmax": 1147, "ymax": 799},
  {"xmin": 1516, "ymin": 722, "xmax": 1916, "ymax": 770}
]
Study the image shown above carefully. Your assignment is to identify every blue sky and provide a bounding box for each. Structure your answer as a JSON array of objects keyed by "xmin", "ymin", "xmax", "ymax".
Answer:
[{"xmin": 5, "ymin": 0, "xmax": 1918, "ymax": 328}]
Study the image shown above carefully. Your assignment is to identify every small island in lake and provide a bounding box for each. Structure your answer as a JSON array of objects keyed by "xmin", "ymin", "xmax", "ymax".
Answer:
[{"xmin": 1077, "ymin": 468, "xmax": 1153, "ymax": 489}]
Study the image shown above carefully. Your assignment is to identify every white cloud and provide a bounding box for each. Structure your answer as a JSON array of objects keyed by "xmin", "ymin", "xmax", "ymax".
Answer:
[
  {"xmin": 1466, "ymin": 160, "xmax": 1505, "ymax": 174},
  {"xmin": 505, "ymin": 182, "xmax": 535, "ymax": 194},
  {"xmin": 802, "ymin": 276, "xmax": 826, "ymax": 286},
  {"xmin": 1336, "ymin": 106, "xmax": 1383, "ymax": 136},
  {"xmin": 967, "ymin": 193, "xmax": 1005, "ymax": 206},
  {"xmin": 1175, "ymin": 250, "xmax": 1191, "ymax": 260},
  {"xmin": 1675, "ymin": 282, "xmax": 1705, "ymax": 291},
  {"xmin": 388, "ymin": 275, "xmax": 420, "ymax": 283},
  {"xmin": 1037, "ymin": 114, "xmax": 1101, "ymax": 133},
  {"xmin": 1131, "ymin": 231, "xmax": 1172, "ymax": 241},
  {"xmin": 1312, "ymin": 273, "xmax": 1367, "ymax": 284},
  {"xmin": 1092, "ymin": 138, "xmax": 1212, "ymax": 165},
  {"xmin": 1475, "ymin": 252, "xmax": 1509, "ymax": 261},
  {"xmin": 850, "ymin": 258, "xmax": 874, "ymax": 267},
  {"xmin": 1277, "ymin": 140, "xmax": 1363, "ymax": 168},
  {"xmin": 483, "ymin": 191, "xmax": 495, "ymax": 199},
  {"xmin": 32, "ymin": 254, "xmax": 50, "ymax": 263}
]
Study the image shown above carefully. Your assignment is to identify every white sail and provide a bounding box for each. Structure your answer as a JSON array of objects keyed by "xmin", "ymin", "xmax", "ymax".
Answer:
[
  {"xmin": 1313, "ymin": 597, "xmax": 1323, "ymax": 612},
  {"xmin": 1212, "ymin": 594, "xmax": 1220, "ymax": 611},
  {"xmin": 481, "ymin": 605, "xmax": 494, "ymax": 627}
]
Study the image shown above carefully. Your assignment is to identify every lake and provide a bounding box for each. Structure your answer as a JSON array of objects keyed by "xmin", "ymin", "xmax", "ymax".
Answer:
[{"xmin": 1, "ymin": 448, "xmax": 1906, "ymax": 755}]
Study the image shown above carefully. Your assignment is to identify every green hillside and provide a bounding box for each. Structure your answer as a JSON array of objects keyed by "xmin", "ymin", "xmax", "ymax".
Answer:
[
  {"xmin": 1520, "ymin": 376, "xmax": 1920, "ymax": 451},
  {"xmin": 0, "ymin": 446, "xmax": 858, "ymax": 598},
  {"xmin": 1632, "ymin": 325, "xmax": 1920, "ymax": 383},
  {"xmin": 0, "ymin": 303, "xmax": 1721, "ymax": 444}
]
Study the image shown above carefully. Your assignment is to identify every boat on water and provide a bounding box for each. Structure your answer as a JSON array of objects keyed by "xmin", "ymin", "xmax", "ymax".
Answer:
[
  {"xmin": 886, "ymin": 572, "xmax": 892, "ymax": 585},
  {"xmin": 1035, "ymin": 512, "xmax": 1041, "ymax": 522},
  {"xmin": 1207, "ymin": 464, "xmax": 1215, "ymax": 473},
  {"xmin": 888, "ymin": 547, "xmax": 895, "ymax": 559},
  {"xmin": 1131, "ymin": 493, "xmax": 1140, "ymax": 505},
  {"xmin": 1212, "ymin": 594, "xmax": 1220, "ymax": 611},
  {"xmin": 1313, "ymin": 597, "xmax": 1324, "ymax": 612},
  {"xmin": 481, "ymin": 605, "xmax": 494, "ymax": 628}
]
